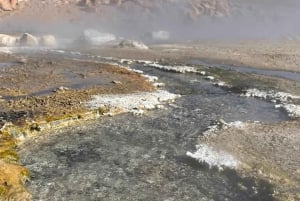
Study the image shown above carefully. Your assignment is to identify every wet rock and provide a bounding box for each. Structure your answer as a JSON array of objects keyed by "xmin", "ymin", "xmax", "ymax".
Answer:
[
  {"xmin": 111, "ymin": 80, "xmax": 122, "ymax": 84},
  {"xmin": 137, "ymin": 60, "xmax": 152, "ymax": 65},
  {"xmin": 153, "ymin": 82, "xmax": 165, "ymax": 88},
  {"xmin": 40, "ymin": 35, "xmax": 57, "ymax": 47},
  {"xmin": 0, "ymin": 34, "xmax": 18, "ymax": 47},
  {"xmin": 19, "ymin": 33, "xmax": 39, "ymax": 47},
  {"xmin": 0, "ymin": 111, "xmax": 28, "ymax": 123},
  {"xmin": 214, "ymin": 81, "xmax": 226, "ymax": 87},
  {"xmin": 205, "ymin": 76, "xmax": 215, "ymax": 80},
  {"xmin": 200, "ymin": 71, "xmax": 206, "ymax": 75},
  {"xmin": 78, "ymin": 29, "xmax": 116, "ymax": 45},
  {"xmin": 16, "ymin": 56, "xmax": 28, "ymax": 64},
  {"xmin": 118, "ymin": 40, "xmax": 149, "ymax": 50},
  {"xmin": 120, "ymin": 59, "xmax": 134, "ymax": 65},
  {"xmin": 141, "ymin": 74, "xmax": 158, "ymax": 82},
  {"xmin": 53, "ymin": 86, "xmax": 70, "ymax": 93}
]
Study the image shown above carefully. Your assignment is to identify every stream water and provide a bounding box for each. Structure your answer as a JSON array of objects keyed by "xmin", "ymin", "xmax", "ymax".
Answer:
[
  {"xmin": 17, "ymin": 52, "xmax": 287, "ymax": 200},
  {"xmin": 188, "ymin": 59, "xmax": 300, "ymax": 82}
]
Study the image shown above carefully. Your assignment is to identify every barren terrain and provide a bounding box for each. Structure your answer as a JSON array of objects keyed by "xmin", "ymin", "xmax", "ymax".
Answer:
[{"xmin": 0, "ymin": 1, "xmax": 299, "ymax": 201}]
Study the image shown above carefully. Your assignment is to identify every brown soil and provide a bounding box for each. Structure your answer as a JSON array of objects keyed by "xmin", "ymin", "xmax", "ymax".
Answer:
[{"xmin": 0, "ymin": 54, "xmax": 153, "ymax": 123}]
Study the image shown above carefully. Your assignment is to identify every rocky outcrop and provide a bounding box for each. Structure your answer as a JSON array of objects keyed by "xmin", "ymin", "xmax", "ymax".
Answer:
[
  {"xmin": 187, "ymin": 0, "xmax": 231, "ymax": 19},
  {"xmin": 0, "ymin": 0, "xmax": 18, "ymax": 11},
  {"xmin": 0, "ymin": 33, "xmax": 58, "ymax": 47},
  {"xmin": 118, "ymin": 39, "xmax": 149, "ymax": 50},
  {"xmin": 1, "ymin": 0, "xmax": 231, "ymax": 20},
  {"xmin": 79, "ymin": 0, "xmax": 231, "ymax": 18},
  {"xmin": 19, "ymin": 33, "xmax": 39, "ymax": 46}
]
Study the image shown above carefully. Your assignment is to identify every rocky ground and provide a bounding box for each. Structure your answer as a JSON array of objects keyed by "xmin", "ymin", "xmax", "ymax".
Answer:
[
  {"xmin": 0, "ymin": 52, "xmax": 156, "ymax": 200},
  {"xmin": 77, "ymin": 40, "xmax": 300, "ymax": 73},
  {"xmin": 0, "ymin": 41, "xmax": 299, "ymax": 201},
  {"xmin": 0, "ymin": 0, "xmax": 299, "ymax": 201}
]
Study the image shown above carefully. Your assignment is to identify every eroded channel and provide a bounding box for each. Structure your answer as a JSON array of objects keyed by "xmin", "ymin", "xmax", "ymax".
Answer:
[{"xmin": 18, "ymin": 58, "xmax": 287, "ymax": 200}]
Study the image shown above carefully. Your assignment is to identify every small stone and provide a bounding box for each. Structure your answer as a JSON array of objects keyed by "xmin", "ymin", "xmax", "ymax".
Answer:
[
  {"xmin": 132, "ymin": 109, "xmax": 144, "ymax": 116},
  {"xmin": 274, "ymin": 104, "xmax": 281, "ymax": 108},
  {"xmin": 137, "ymin": 60, "xmax": 152, "ymax": 65},
  {"xmin": 200, "ymin": 71, "xmax": 206, "ymax": 75},
  {"xmin": 16, "ymin": 57, "xmax": 27, "ymax": 64},
  {"xmin": 54, "ymin": 86, "xmax": 70, "ymax": 93},
  {"xmin": 118, "ymin": 40, "xmax": 149, "ymax": 50},
  {"xmin": 205, "ymin": 76, "xmax": 215, "ymax": 80},
  {"xmin": 214, "ymin": 81, "xmax": 225, "ymax": 87},
  {"xmin": 153, "ymin": 82, "xmax": 165, "ymax": 88},
  {"xmin": 112, "ymin": 80, "xmax": 122, "ymax": 84},
  {"xmin": 120, "ymin": 59, "xmax": 133, "ymax": 64}
]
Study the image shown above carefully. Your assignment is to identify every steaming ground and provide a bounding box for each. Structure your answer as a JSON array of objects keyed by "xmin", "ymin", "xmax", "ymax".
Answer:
[
  {"xmin": 18, "ymin": 58, "xmax": 290, "ymax": 201},
  {"xmin": 1, "ymin": 0, "xmax": 300, "ymax": 41},
  {"xmin": 0, "ymin": 1, "xmax": 300, "ymax": 201},
  {"xmin": 5, "ymin": 48, "xmax": 296, "ymax": 201}
]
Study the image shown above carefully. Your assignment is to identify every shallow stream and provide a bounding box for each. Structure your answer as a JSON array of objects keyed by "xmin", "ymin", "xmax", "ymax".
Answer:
[
  {"xmin": 188, "ymin": 59, "xmax": 300, "ymax": 82},
  {"xmin": 18, "ymin": 52, "xmax": 287, "ymax": 200}
]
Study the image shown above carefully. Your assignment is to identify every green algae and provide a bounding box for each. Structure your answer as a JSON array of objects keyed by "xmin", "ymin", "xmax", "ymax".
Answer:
[{"xmin": 0, "ymin": 150, "xmax": 19, "ymax": 162}]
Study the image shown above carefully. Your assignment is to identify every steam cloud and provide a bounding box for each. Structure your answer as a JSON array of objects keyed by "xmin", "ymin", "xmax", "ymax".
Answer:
[{"xmin": 0, "ymin": 0, "xmax": 299, "ymax": 42}]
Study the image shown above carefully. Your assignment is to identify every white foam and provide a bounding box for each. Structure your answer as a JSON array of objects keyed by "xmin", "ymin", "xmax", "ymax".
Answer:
[
  {"xmin": 141, "ymin": 74, "xmax": 158, "ymax": 82},
  {"xmin": 227, "ymin": 121, "xmax": 245, "ymax": 128},
  {"xmin": 186, "ymin": 144, "xmax": 240, "ymax": 170},
  {"xmin": 243, "ymin": 88, "xmax": 300, "ymax": 102},
  {"xmin": 86, "ymin": 90, "xmax": 180, "ymax": 114},
  {"xmin": 136, "ymin": 60, "xmax": 153, "ymax": 65},
  {"xmin": 243, "ymin": 88, "xmax": 300, "ymax": 117},
  {"xmin": 146, "ymin": 63, "xmax": 198, "ymax": 73},
  {"xmin": 280, "ymin": 104, "xmax": 300, "ymax": 118},
  {"xmin": 203, "ymin": 120, "xmax": 245, "ymax": 136},
  {"xmin": 214, "ymin": 81, "xmax": 226, "ymax": 87}
]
